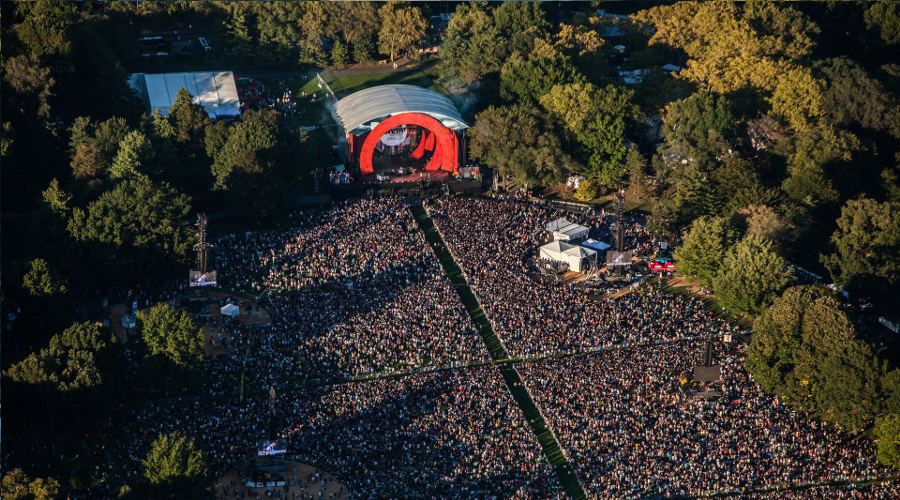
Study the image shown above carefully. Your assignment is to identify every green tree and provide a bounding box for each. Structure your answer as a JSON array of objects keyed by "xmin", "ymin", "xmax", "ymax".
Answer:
[
  {"xmin": 167, "ymin": 88, "xmax": 210, "ymax": 144},
  {"xmin": 330, "ymin": 40, "xmax": 349, "ymax": 67},
  {"xmin": 41, "ymin": 178, "xmax": 71, "ymax": 215},
  {"xmin": 647, "ymin": 203, "xmax": 677, "ymax": 239},
  {"xmin": 865, "ymin": 1, "xmax": 900, "ymax": 46},
  {"xmin": 224, "ymin": 10, "xmax": 253, "ymax": 62},
  {"xmin": 674, "ymin": 166, "xmax": 719, "ymax": 223},
  {"xmin": 137, "ymin": 304, "xmax": 204, "ymax": 368},
  {"xmin": 673, "ymin": 215, "xmax": 738, "ymax": 286},
  {"xmin": 539, "ymin": 82, "xmax": 600, "ymax": 133},
  {"xmin": 68, "ymin": 176, "xmax": 192, "ymax": 278},
  {"xmin": 92, "ymin": 117, "xmax": 131, "ymax": 167},
  {"xmin": 576, "ymin": 115, "xmax": 627, "ymax": 185},
  {"xmin": 713, "ymin": 235, "xmax": 794, "ymax": 316},
  {"xmin": 468, "ymin": 104, "xmax": 577, "ymax": 189},
  {"xmin": 818, "ymin": 57, "xmax": 900, "ymax": 136},
  {"xmin": 4, "ymin": 321, "xmax": 122, "ymax": 417},
  {"xmin": 2, "ymin": 469, "xmax": 59, "ymax": 500},
  {"xmin": 780, "ymin": 125, "xmax": 863, "ymax": 207},
  {"xmin": 2, "ymin": 53, "xmax": 55, "ymax": 119},
  {"xmin": 747, "ymin": 286, "xmax": 886, "ymax": 429},
  {"xmin": 377, "ymin": 3, "xmax": 426, "ymax": 62},
  {"xmin": 820, "ymin": 198, "xmax": 900, "ymax": 312},
  {"xmin": 324, "ymin": 2, "xmax": 379, "ymax": 47},
  {"xmin": 660, "ymin": 91, "xmax": 737, "ymax": 170},
  {"xmin": 352, "ymin": 36, "xmax": 375, "ymax": 63},
  {"xmin": 769, "ymin": 66, "xmax": 825, "ymax": 132},
  {"xmin": 573, "ymin": 179, "xmax": 601, "ymax": 202},
  {"xmin": 22, "ymin": 259, "xmax": 67, "ymax": 298},
  {"xmin": 437, "ymin": 4, "xmax": 502, "ymax": 85},
  {"xmin": 142, "ymin": 432, "xmax": 210, "ymax": 499},
  {"xmin": 875, "ymin": 414, "xmax": 900, "ymax": 468},
  {"xmin": 500, "ymin": 57, "xmax": 585, "ymax": 105},
  {"xmin": 627, "ymin": 147, "xmax": 652, "ymax": 201},
  {"xmin": 110, "ymin": 131, "xmax": 153, "ymax": 179}
]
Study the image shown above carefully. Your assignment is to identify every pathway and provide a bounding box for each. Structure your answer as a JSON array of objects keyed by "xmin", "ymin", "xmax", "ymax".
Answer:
[{"xmin": 410, "ymin": 204, "xmax": 588, "ymax": 500}]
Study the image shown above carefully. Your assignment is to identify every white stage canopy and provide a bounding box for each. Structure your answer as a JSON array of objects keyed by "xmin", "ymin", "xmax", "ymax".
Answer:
[
  {"xmin": 539, "ymin": 241, "xmax": 597, "ymax": 273},
  {"xmin": 130, "ymin": 71, "xmax": 241, "ymax": 119},
  {"xmin": 220, "ymin": 303, "xmax": 240, "ymax": 318},
  {"xmin": 545, "ymin": 218, "xmax": 590, "ymax": 243}
]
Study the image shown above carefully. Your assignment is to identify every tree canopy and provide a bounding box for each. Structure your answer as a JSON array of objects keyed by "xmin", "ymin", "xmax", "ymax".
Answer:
[
  {"xmin": 673, "ymin": 216, "xmax": 738, "ymax": 287},
  {"xmin": 713, "ymin": 235, "xmax": 794, "ymax": 317},
  {"xmin": 820, "ymin": 198, "xmax": 900, "ymax": 312},
  {"xmin": 137, "ymin": 304, "xmax": 205, "ymax": 368},
  {"xmin": 746, "ymin": 285, "xmax": 893, "ymax": 430},
  {"xmin": 142, "ymin": 432, "xmax": 210, "ymax": 499}
]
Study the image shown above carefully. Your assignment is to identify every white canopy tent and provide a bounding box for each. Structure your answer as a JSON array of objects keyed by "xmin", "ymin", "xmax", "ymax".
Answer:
[
  {"xmin": 130, "ymin": 71, "xmax": 241, "ymax": 119},
  {"xmin": 545, "ymin": 218, "xmax": 590, "ymax": 244},
  {"xmin": 220, "ymin": 303, "xmax": 240, "ymax": 318},
  {"xmin": 539, "ymin": 241, "xmax": 597, "ymax": 273}
]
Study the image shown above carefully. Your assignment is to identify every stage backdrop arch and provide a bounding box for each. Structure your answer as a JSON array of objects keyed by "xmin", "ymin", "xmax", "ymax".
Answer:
[{"xmin": 359, "ymin": 113, "xmax": 459, "ymax": 175}]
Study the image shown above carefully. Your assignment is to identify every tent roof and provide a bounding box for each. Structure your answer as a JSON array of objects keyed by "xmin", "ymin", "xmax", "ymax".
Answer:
[
  {"xmin": 540, "ymin": 241, "xmax": 576, "ymax": 254},
  {"xmin": 220, "ymin": 303, "xmax": 239, "ymax": 312},
  {"xmin": 138, "ymin": 71, "xmax": 240, "ymax": 119},
  {"xmin": 335, "ymin": 85, "xmax": 467, "ymax": 135},
  {"xmin": 564, "ymin": 246, "xmax": 597, "ymax": 258},
  {"xmin": 546, "ymin": 218, "xmax": 573, "ymax": 232}
]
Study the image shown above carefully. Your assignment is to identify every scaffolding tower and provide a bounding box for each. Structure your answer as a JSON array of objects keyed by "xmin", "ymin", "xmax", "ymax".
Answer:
[{"xmin": 194, "ymin": 213, "xmax": 210, "ymax": 274}]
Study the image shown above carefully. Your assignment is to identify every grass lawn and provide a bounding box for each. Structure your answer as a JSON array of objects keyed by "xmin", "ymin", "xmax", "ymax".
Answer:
[{"xmin": 325, "ymin": 69, "xmax": 444, "ymax": 98}]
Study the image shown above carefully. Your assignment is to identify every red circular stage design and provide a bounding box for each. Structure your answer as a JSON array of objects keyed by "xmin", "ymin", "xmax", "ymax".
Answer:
[{"xmin": 358, "ymin": 113, "xmax": 458, "ymax": 175}]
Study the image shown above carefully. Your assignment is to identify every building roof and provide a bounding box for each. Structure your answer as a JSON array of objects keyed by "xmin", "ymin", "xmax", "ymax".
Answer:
[
  {"xmin": 131, "ymin": 71, "xmax": 241, "ymax": 119},
  {"xmin": 335, "ymin": 85, "xmax": 467, "ymax": 135}
]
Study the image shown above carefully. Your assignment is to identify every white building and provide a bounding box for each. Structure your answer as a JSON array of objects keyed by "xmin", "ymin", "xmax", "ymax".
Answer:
[
  {"xmin": 129, "ymin": 71, "xmax": 241, "ymax": 119},
  {"xmin": 546, "ymin": 218, "xmax": 590, "ymax": 244},
  {"xmin": 539, "ymin": 241, "xmax": 598, "ymax": 274}
]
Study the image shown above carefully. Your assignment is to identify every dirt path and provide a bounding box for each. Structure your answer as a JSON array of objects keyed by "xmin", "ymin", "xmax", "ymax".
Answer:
[{"xmin": 215, "ymin": 460, "xmax": 348, "ymax": 499}]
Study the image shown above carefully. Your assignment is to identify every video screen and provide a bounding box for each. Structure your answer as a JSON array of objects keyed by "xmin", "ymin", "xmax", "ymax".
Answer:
[
  {"xmin": 189, "ymin": 270, "xmax": 218, "ymax": 287},
  {"xmin": 257, "ymin": 439, "xmax": 287, "ymax": 456},
  {"xmin": 605, "ymin": 251, "xmax": 633, "ymax": 266}
]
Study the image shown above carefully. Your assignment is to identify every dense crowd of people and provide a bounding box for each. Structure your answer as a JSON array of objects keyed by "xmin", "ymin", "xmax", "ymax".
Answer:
[
  {"xmin": 85, "ymin": 367, "xmax": 560, "ymax": 499},
  {"xmin": 426, "ymin": 197, "xmax": 733, "ymax": 357},
  {"xmin": 31, "ymin": 196, "xmax": 897, "ymax": 499},
  {"xmin": 205, "ymin": 199, "xmax": 487, "ymax": 383},
  {"xmin": 519, "ymin": 341, "xmax": 894, "ymax": 498}
]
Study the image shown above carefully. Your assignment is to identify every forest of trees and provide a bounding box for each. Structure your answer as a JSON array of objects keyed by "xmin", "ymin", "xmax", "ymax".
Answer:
[{"xmin": 3, "ymin": 0, "xmax": 900, "ymax": 492}]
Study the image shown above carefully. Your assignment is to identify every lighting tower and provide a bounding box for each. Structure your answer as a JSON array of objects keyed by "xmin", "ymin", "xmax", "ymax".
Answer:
[
  {"xmin": 615, "ymin": 190, "xmax": 626, "ymax": 277},
  {"xmin": 194, "ymin": 214, "xmax": 210, "ymax": 274}
]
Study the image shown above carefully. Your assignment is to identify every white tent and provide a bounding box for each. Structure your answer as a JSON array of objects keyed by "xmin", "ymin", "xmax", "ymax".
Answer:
[
  {"xmin": 131, "ymin": 71, "xmax": 241, "ymax": 120},
  {"xmin": 545, "ymin": 218, "xmax": 590, "ymax": 244},
  {"xmin": 220, "ymin": 303, "xmax": 240, "ymax": 318},
  {"xmin": 539, "ymin": 241, "xmax": 597, "ymax": 273}
]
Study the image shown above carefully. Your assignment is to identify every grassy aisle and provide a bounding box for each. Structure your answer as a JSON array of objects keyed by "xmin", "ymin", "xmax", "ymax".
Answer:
[{"xmin": 411, "ymin": 204, "xmax": 587, "ymax": 500}]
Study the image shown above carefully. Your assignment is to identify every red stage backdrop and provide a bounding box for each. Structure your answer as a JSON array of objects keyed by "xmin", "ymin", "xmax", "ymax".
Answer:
[{"xmin": 358, "ymin": 113, "xmax": 459, "ymax": 175}]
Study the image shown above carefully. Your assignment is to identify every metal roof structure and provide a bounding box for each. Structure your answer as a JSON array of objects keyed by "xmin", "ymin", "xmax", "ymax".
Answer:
[
  {"xmin": 129, "ymin": 71, "xmax": 241, "ymax": 119},
  {"xmin": 335, "ymin": 85, "xmax": 467, "ymax": 135}
]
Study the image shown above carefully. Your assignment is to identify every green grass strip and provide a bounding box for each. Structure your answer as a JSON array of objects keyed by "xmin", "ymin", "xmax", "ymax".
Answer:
[{"xmin": 410, "ymin": 204, "xmax": 587, "ymax": 500}]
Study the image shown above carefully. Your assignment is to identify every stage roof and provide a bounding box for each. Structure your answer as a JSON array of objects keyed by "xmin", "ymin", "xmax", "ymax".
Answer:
[
  {"xmin": 130, "ymin": 71, "xmax": 241, "ymax": 119},
  {"xmin": 335, "ymin": 85, "xmax": 467, "ymax": 135}
]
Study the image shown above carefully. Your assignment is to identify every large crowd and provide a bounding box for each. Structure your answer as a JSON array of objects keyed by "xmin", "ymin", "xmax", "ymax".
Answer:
[
  {"xmin": 205, "ymin": 198, "xmax": 488, "ymax": 384},
  {"xmin": 17, "ymin": 195, "xmax": 898, "ymax": 499},
  {"xmin": 425, "ymin": 197, "xmax": 734, "ymax": 357},
  {"xmin": 82, "ymin": 367, "xmax": 561, "ymax": 499},
  {"xmin": 519, "ymin": 341, "xmax": 894, "ymax": 498}
]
